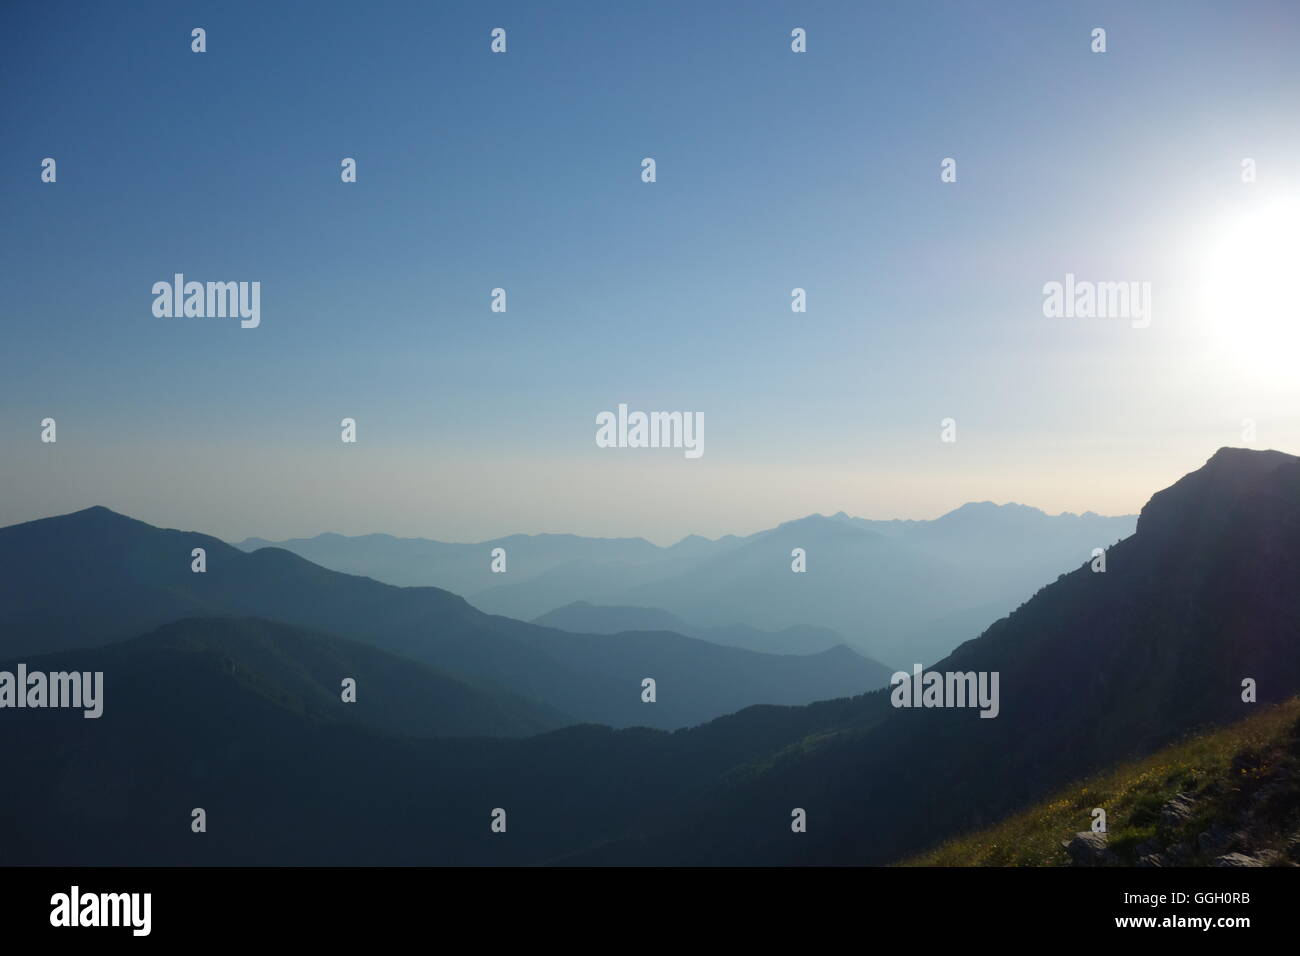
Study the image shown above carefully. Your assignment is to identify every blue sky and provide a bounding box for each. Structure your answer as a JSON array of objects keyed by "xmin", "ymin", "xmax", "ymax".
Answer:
[{"xmin": 3, "ymin": 0, "xmax": 1299, "ymax": 543}]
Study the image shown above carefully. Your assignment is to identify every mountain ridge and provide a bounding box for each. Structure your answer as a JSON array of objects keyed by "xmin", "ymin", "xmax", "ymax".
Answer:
[
  {"xmin": 0, "ymin": 507, "xmax": 891, "ymax": 730},
  {"xmin": 231, "ymin": 500, "xmax": 1139, "ymax": 665}
]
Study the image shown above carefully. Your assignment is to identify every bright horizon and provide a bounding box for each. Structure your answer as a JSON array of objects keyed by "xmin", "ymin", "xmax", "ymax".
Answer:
[
  {"xmin": 5, "ymin": 460, "xmax": 1207, "ymax": 548},
  {"xmin": 3, "ymin": 1, "xmax": 1298, "ymax": 545}
]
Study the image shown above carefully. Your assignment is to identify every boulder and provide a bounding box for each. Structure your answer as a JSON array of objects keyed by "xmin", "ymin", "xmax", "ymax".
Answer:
[
  {"xmin": 1159, "ymin": 793, "xmax": 1197, "ymax": 829},
  {"xmin": 1063, "ymin": 831, "xmax": 1118, "ymax": 866},
  {"xmin": 1197, "ymin": 826, "xmax": 1245, "ymax": 856}
]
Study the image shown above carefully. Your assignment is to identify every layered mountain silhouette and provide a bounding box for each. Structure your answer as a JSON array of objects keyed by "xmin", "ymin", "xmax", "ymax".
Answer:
[
  {"xmin": 1, "ymin": 448, "xmax": 1294, "ymax": 865},
  {"xmin": 573, "ymin": 447, "xmax": 1300, "ymax": 864},
  {"xmin": 0, "ymin": 507, "xmax": 889, "ymax": 730},
  {"xmin": 234, "ymin": 529, "xmax": 668, "ymax": 595},
  {"xmin": 533, "ymin": 601, "xmax": 691, "ymax": 634},
  {"xmin": 533, "ymin": 601, "xmax": 849, "ymax": 655},
  {"xmin": 4, "ymin": 616, "xmax": 564, "ymax": 739},
  {"xmin": 240, "ymin": 503, "xmax": 1136, "ymax": 666}
]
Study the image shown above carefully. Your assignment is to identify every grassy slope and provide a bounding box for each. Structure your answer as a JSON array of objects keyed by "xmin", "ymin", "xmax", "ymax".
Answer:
[{"xmin": 902, "ymin": 697, "xmax": 1300, "ymax": 866}]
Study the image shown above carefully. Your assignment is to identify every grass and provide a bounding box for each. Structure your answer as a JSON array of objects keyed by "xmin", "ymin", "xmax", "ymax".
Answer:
[{"xmin": 900, "ymin": 697, "xmax": 1300, "ymax": 866}]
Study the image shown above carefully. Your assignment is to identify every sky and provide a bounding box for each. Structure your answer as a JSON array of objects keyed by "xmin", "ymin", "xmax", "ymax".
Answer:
[{"xmin": 2, "ymin": 0, "xmax": 1299, "ymax": 545}]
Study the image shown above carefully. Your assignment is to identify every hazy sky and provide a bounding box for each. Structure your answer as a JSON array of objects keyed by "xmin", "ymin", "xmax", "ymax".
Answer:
[{"xmin": 3, "ymin": 0, "xmax": 1299, "ymax": 545}]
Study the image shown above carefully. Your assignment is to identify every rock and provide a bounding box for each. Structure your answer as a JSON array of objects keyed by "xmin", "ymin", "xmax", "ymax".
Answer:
[
  {"xmin": 1167, "ymin": 842, "xmax": 1193, "ymax": 863},
  {"xmin": 1160, "ymin": 793, "xmax": 1198, "ymax": 829},
  {"xmin": 1285, "ymin": 833, "xmax": 1300, "ymax": 864},
  {"xmin": 1136, "ymin": 853, "xmax": 1169, "ymax": 867},
  {"xmin": 1197, "ymin": 826, "xmax": 1245, "ymax": 856},
  {"xmin": 1212, "ymin": 852, "xmax": 1264, "ymax": 867},
  {"xmin": 1063, "ymin": 831, "xmax": 1118, "ymax": 866}
]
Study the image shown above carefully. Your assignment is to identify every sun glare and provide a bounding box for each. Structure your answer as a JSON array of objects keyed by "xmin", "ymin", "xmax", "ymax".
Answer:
[{"xmin": 1201, "ymin": 197, "xmax": 1300, "ymax": 383}]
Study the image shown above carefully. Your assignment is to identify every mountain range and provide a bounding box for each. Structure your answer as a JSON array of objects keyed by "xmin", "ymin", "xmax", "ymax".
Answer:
[
  {"xmin": 0, "ymin": 507, "xmax": 891, "ymax": 731},
  {"xmin": 2, "ymin": 447, "xmax": 1295, "ymax": 865},
  {"xmin": 238, "ymin": 502, "xmax": 1137, "ymax": 667},
  {"xmin": 531, "ymin": 602, "xmax": 849, "ymax": 655}
]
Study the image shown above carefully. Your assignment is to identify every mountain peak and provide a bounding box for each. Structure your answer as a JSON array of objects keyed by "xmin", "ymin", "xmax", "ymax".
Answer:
[
  {"xmin": 931, "ymin": 501, "xmax": 1046, "ymax": 525},
  {"xmin": 1204, "ymin": 446, "xmax": 1293, "ymax": 468},
  {"xmin": 949, "ymin": 500, "xmax": 1038, "ymax": 513},
  {"xmin": 1136, "ymin": 447, "xmax": 1299, "ymax": 540},
  {"xmin": 772, "ymin": 513, "xmax": 877, "ymax": 538},
  {"xmin": 69, "ymin": 505, "xmax": 134, "ymax": 521},
  {"xmin": 11, "ymin": 505, "xmax": 149, "ymax": 534}
]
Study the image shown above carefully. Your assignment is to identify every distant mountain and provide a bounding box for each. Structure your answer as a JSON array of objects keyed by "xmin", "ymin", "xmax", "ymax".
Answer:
[
  {"xmin": 533, "ymin": 602, "xmax": 690, "ymax": 634},
  {"xmin": 0, "ymin": 508, "xmax": 887, "ymax": 730},
  {"xmin": 620, "ymin": 504, "xmax": 1137, "ymax": 666},
  {"xmin": 234, "ymin": 530, "xmax": 667, "ymax": 596},
  {"xmin": 534, "ymin": 601, "xmax": 850, "ymax": 656},
  {"xmin": 616, "ymin": 514, "xmax": 960, "ymax": 665},
  {"xmin": 4, "ymin": 449, "xmax": 1291, "ymax": 866},
  {"xmin": 472, "ymin": 560, "xmax": 672, "ymax": 623},
  {"xmin": 694, "ymin": 622, "xmax": 847, "ymax": 656},
  {"xmin": 240, "ymin": 503, "xmax": 1137, "ymax": 666}
]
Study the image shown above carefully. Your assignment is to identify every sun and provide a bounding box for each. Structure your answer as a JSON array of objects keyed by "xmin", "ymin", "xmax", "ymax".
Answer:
[{"xmin": 1201, "ymin": 196, "xmax": 1300, "ymax": 383}]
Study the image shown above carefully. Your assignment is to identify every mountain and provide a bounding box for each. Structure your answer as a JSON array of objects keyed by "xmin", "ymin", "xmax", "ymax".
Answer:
[
  {"xmin": 1, "ymin": 616, "xmax": 565, "ymax": 740},
  {"xmin": 533, "ymin": 601, "xmax": 690, "ymax": 634},
  {"xmin": 0, "ymin": 507, "xmax": 887, "ymax": 730},
  {"xmin": 235, "ymin": 530, "xmax": 665, "ymax": 595},
  {"xmin": 3, "ymin": 448, "xmax": 1290, "ymax": 866},
  {"xmin": 694, "ymin": 623, "xmax": 847, "ymax": 656},
  {"xmin": 534, "ymin": 601, "xmax": 850, "ymax": 656},
  {"xmin": 574, "ymin": 447, "xmax": 1300, "ymax": 864},
  {"xmin": 472, "ymin": 560, "xmax": 676, "ymax": 623},
  {"xmin": 0, "ymin": 635, "xmax": 866, "ymax": 865},
  {"xmin": 240, "ymin": 504, "xmax": 1137, "ymax": 666},
  {"xmin": 620, "ymin": 505, "xmax": 1137, "ymax": 666},
  {"xmin": 616, "ymin": 514, "xmax": 965, "ymax": 665}
]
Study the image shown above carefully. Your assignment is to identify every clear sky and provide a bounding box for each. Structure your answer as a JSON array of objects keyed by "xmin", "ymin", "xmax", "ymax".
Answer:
[{"xmin": 3, "ymin": 0, "xmax": 1299, "ymax": 544}]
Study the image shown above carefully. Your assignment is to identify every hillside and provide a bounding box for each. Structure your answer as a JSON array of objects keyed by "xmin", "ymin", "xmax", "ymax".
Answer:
[
  {"xmin": 532, "ymin": 601, "xmax": 855, "ymax": 656},
  {"xmin": 0, "ymin": 616, "xmax": 565, "ymax": 739},
  {"xmin": 532, "ymin": 601, "xmax": 690, "ymax": 635},
  {"xmin": 904, "ymin": 697, "xmax": 1300, "ymax": 866}
]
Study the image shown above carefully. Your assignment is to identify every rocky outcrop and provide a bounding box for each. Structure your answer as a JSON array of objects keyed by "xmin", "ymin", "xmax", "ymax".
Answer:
[
  {"xmin": 1064, "ymin": 715, "xmax": 1300, "ymax": 867},
  {"xmin": 1062, "ymin": 831, "xmax": 1118, "ymax": 866}
]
